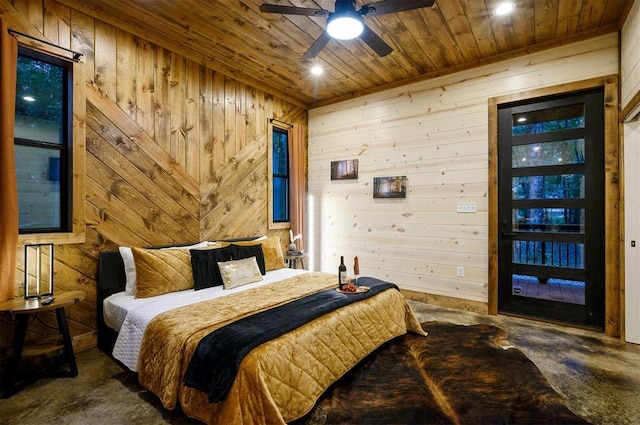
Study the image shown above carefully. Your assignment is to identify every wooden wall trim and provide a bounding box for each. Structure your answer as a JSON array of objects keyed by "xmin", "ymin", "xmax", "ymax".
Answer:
[
  {"xmin": 604, "ymin": 76, "xmax": 621, "ymax": 338},
  {"xmin": 488, "ymin": 75, "xmax": 621, "ymax": 338},
  {"xmin": 487, "ymin": 97, "xmax": 499, "ymax": 316},
  {"xmin": 622, "ymin": 89, "xmax": 640, "ymax": 121},
  {"xmin": 401, "ymin": 288, "xmax": 488, "ymax": 315}
]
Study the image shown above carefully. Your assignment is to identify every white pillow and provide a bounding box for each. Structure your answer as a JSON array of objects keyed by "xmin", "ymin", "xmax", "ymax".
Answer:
[
  {"xmin": 119, "ymin": 247, "xmax": 136, "ymax": 295},
  {"xmin": 119, "ymin": 242, "xmax": 210, "ymax": 294}
]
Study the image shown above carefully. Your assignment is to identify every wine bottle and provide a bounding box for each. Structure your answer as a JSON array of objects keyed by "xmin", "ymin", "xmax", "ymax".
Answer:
[{"xmin": 338, "ymin": 256, "xmax": 347, "ymax": 289}]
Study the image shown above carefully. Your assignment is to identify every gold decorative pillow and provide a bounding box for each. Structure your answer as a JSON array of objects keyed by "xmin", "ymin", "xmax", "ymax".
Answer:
[
  {"xmin": 132, "ymin": 247, "xmax": 194, "ymax": 298},
  {"xmin": 232, "ymin": 236, "xmax": 286, "ymax": 271},
  {"xmin": 218, "ymin": 257, "xmax": 264, "ymax": 290}
]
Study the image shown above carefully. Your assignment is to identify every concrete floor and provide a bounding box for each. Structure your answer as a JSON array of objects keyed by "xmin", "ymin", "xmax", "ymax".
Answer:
[
  {"xmin": 407, "ymin": 301, "xmax": 640, "ymax": 425},
  {"xmin": 1, "ymin": 301, "xmax": 639, "ymax": 425}
]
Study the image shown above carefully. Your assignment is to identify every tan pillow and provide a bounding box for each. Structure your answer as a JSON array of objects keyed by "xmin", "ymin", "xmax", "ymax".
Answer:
[
  {"xmin": 218, "ymin": 257, "xmax": 264, "ymax": 290},
  {"xmin": 232, "ymin": 236, "xmax": 286, "ymax": 271},
  {"xmin": 132, "ymin": 247, "xmax": 194, "ymax": 298}
]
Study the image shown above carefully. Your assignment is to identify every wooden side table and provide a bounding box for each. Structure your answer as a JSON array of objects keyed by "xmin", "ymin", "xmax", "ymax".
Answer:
[
  {"xmin": 0, "ymin": 290, "xmax": 85, "ymax": 398},
  {"xmin": 284, "ymin": 253, "xmax": 308, "ymax": 269}
]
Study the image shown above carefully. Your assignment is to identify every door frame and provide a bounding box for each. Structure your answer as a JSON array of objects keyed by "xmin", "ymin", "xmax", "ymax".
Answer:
[{"xmin": 488, "ymin": 75, "xmax": 621, "ymax": 338}]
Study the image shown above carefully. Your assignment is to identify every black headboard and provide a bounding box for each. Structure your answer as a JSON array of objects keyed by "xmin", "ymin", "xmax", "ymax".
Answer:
[
  {"xmin": 96, "ymin": 238, "xmax": 265, "ymax": 354},
  {"xmin": 97, "ymin": 249, "xmax": 125, "ymax": 353},
  {"xmin": 98, "ymin": 250, "xmax": 126, "ymax": 298}
]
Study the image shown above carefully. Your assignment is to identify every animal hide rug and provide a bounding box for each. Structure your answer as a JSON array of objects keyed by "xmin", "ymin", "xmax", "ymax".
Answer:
[{"xmin": 295, "ymin": 321, "xmax": 590, "ymax": 425}]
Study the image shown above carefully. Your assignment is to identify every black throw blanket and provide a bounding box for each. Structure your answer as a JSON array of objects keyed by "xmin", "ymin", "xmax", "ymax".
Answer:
[{"xmin": 183, "ymin": 277, "xmax": 397, "ymax": 402}]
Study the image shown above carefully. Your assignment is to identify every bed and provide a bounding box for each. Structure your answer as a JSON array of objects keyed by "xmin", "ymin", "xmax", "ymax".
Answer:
[{"xmin": 97, "ymin": 237, "xmax": 426, "ymax": 425}]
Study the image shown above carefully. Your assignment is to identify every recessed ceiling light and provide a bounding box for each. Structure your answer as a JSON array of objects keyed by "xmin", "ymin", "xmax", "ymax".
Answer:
[
  {"xmin": 310, "ymin": 65, "xmax": 324, "ymax": 76},
  {"xmin": 495, "ymin": 2, "xmax": 515, "ymax": 16},
  {"xmin": 517, "ymin": 117, "xmax": 527, "ymax": 123},
  {"xmin": 23, "ymin": 95, "xmax": 35, "ymax": 102}
]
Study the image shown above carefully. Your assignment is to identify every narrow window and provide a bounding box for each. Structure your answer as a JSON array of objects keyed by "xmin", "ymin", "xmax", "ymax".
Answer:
[
  {"xmin": 14, "ymin": 47, "xmax": 72, "ymax": 233},
  {"xmin": 268, "ymin": 123, "xmax": 291, "ymax": 229},
  {"xmin": 272, "ymin": 127, "xmax": 290, "ymax": 222}
]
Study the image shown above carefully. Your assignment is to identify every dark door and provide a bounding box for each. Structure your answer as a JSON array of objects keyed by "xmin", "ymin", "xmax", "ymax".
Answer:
[{"xmin": 497, "ymin": 89, "xmax": 605, "ymax": 329}]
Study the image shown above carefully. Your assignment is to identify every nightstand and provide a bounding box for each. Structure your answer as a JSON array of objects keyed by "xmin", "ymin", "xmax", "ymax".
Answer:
[
  {"xmin": 0, "ymin": 290, "xmax": 85, "ymax": 398},
  {"xmin": 284, "ymin": 253, "xmax": 308, "ymax": 269}
]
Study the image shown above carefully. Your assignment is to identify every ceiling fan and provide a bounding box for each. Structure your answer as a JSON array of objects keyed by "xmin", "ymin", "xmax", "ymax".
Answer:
[{"xmin": 259, "ymin": 0, "xmax": 435, "ymax": 59}]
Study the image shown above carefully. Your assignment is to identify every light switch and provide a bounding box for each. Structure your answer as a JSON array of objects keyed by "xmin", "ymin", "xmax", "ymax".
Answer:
[{"xmin": 457, "ymin": 202, "xmax": 477, "ymax": 213}]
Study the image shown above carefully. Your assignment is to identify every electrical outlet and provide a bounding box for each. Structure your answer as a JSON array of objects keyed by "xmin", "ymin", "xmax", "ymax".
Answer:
[
  {"xmin": 457, "ymin": 201, "xmax": 477, "ymax": 213},
  {"xmin": 456, "ymin": 266, "xmax": 465, "ymax": 277}
]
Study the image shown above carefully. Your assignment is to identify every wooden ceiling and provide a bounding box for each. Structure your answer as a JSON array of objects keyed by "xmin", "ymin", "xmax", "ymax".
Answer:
[{"xmin": 58, "ymin": 0, "xmax": 630, "ymax": 108}]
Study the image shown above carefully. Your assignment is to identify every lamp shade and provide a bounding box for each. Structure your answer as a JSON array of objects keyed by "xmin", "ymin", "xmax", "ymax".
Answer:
[{"xmin": 327, "ymin": 12, "xmax": 363, "ymax": 40}]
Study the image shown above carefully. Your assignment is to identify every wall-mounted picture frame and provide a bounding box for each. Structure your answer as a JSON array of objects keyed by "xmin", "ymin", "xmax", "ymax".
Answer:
[
  {"xmin": 373, "ymin": 176, "xmax": 407, "ymax": 198},
  {"xmin": 331, "ymin": 159, "xmax": 358, "ymax": 180}
]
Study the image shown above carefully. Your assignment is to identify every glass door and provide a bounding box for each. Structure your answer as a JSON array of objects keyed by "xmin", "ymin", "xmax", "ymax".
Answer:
[{"xmin": 497, "ymin": 89, "xmax": 605, "ymax": 329}]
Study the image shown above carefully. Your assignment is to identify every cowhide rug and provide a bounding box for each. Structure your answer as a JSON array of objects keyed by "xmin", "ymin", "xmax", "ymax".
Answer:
[{"xmin": 293, "ymin": 321, "xmax": 590, "ymax": 425}]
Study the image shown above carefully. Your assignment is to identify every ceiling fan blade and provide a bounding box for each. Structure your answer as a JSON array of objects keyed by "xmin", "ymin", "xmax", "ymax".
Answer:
[
  {"xmin": 303, "ymin": 31, "xmax": 332, "ymax": 59},
  {"xmin": 361, "ymin": 0, "xmax": 435, "ymax": 17},
  {"xmin": 359, "ymin": 25, "xmax": 392, "ymax": 57},
  {"xmin": 259, "ymin": 4, "xmax": 328, "ymax": 17}
]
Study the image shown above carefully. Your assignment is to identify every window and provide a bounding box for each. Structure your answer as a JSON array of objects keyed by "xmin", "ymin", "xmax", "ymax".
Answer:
[
  {"xmin": 268, "ymin": 123, "xmax": 290, "ymax": 229},
  {"xmin": 12, "ymin": 42, "xmax": 84, "ymax": 245},
  {"xmin": 14, "ymin": 47, "xmax": 72, "ymax": 233}
]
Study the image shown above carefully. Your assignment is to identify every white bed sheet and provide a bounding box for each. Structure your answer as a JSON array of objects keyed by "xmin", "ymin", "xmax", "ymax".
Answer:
[{"xmin": 104, "ymin": 268, "xmax": 308, "ymax": 371}]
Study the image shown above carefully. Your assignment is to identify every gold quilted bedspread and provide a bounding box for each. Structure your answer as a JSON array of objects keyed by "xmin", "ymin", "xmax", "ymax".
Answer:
[{"xmin": 138, "ymin": 272, "xmax": 426, "ymax": 425}]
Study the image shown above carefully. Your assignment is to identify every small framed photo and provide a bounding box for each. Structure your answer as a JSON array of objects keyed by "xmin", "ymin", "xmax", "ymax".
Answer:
[
  {"xmin": 373, "ymin": 176, "xmax": 407, "ymax": 199},
  {"xmin": 331, "ymin": 159, "xmax": 358, "ymax": 180}
]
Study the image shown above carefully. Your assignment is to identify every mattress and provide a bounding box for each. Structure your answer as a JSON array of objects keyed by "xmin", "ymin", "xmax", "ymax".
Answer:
[{"xmin": 103, "ymin": 267, "xmax": 308, "ymax": 371}]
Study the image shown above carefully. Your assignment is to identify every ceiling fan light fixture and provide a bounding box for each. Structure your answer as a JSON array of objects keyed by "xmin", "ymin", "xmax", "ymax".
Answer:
[
  {"xmin": 327, "ymin": 12, "xmax": 364, "ymax": 40},
  {"xmin": 260, "ymin": 0, "xmax": 435, "ymax": 57}
]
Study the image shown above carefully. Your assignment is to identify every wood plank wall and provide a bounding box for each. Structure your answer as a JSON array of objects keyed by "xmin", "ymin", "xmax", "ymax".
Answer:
[
  {"xmin": 308, "ymin": 33, "xmax": 618, "ymax": 313},
  {"xmin": 621, "ymin": 0, "xmax": 640, "ymax": 119},
  {"xmin": 622, "ymin": 0, "xmax": 640, "ymax": 342},
  {"xmin": 0, "ymin": 0, "xmax": 307, "ymax": 351},
  {"xmin": 624, "ymin": 121, "xmax": 640, "ymax": 343}
]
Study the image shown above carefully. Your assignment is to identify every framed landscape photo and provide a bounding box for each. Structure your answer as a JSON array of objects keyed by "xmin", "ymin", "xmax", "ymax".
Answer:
[
  {"xmin": 373, "ymin": 176, "xmax": 407, "ymax": 199},
  {"xmin": 331, "ymin": 159, "xmax": 358, "ymax": 180}
]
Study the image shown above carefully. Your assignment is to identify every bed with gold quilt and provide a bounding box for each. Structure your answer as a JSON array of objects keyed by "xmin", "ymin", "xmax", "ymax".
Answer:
[{"xmin": 97, "ymin": 237, "xmax": 426, "ymax": 425}]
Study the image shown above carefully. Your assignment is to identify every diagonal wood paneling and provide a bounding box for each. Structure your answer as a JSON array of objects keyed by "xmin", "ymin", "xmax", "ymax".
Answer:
[
  {"xmin": 85, "ymin": 121, "xmax": 200, "ymax": 246},
  {"xmin": 1, "ymin": 0, "xmax": 308, "ymax": 350}
]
